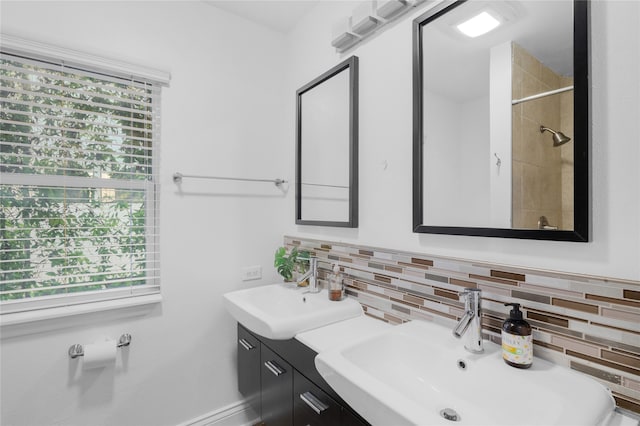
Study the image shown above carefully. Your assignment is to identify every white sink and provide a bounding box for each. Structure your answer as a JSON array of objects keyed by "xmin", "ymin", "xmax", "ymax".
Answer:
[
  {"xmin": 223, "ymin": 282, "xmax": 363, "ymax": 340},
  {"xmin": 316, "ymin": 319, "xmax": 616, "ymax": 426}
]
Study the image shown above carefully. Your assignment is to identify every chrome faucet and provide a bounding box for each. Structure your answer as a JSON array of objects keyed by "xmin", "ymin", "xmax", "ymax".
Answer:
[
  {"xmin": 452, "ymin": 288, "xmax": 483, "ymax": 353},
  {"xmin": 297, "ymin": 257, "xmax": 319, "ymax": 293}
]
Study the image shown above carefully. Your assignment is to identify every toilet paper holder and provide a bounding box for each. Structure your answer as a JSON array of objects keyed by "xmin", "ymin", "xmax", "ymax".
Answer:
[{"xmin": 68, "ymin": 334, "xmax": 132, "ymax": 359}]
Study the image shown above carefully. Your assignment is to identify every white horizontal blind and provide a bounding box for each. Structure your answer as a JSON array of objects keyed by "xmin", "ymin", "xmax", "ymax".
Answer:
[{"xmin": 0, "ymin": 47, "xmax": 162, "ymax": 314}]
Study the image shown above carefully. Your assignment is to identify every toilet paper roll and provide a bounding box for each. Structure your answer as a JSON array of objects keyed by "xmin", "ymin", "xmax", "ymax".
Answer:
[{"xmin": 82, "ymin": 339, "xmax": 117, "ymax": 370}]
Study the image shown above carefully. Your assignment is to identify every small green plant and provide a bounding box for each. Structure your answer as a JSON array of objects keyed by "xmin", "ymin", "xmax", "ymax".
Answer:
[
  {"xmin": 274, "ymin": 246, "xmax": 297, "ymax": 282},
  {"xmin": 274, "ymin": 247, "xmax": 311, "ymax": 282}
]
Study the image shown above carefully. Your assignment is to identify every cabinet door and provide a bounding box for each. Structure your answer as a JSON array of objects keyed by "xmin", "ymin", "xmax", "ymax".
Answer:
[
  {"xmin": 237, "ymin": 324, "xmax": 261, "ymax": 416},
  {"xmin": 261, "ymin": 345, "xmax": 293, "ymax": 426},
  {"xmin": 293, "ymin": 370, "xmax": 341, "ymax": 426}
]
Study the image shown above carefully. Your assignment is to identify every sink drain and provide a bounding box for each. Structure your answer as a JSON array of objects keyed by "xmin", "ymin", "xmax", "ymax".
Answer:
[{"xmin": 440, "ymin": 408, "xmax": 460, "ymax": 422}]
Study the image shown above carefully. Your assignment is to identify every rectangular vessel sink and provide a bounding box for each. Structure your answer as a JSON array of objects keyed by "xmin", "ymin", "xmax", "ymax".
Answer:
[
  {"xmin": 223, "ymin": 282, "xmax": 363, "ymax": 340},
  {"xmin": 316, "ymin": 319, "xmax": 616, "ymax": 425}
]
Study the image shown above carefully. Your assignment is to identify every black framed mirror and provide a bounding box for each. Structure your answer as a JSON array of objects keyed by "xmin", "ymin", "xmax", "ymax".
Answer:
[
  {"xmin": 413, "ymin": 0, "xmax": 589, "ymax": 241},
  {"xmin": 296, "ymin": 56, "xmax": 358, "ymax": 227}
]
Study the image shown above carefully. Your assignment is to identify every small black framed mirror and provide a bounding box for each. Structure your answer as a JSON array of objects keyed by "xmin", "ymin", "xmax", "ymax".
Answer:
[
  {"xmin": 296, "ymin": 56, "xmax": 359, "ymax": 227},
  {"xmin": 413, "ymin": 0, "xmax": 589, "ymax": 241}
]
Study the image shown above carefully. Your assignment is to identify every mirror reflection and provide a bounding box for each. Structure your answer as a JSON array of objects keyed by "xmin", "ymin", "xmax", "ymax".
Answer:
[
  {"xmin": 414, "ymin": 0, "xmax": 588, "ymax": 240},
  {"xmin": 296, "ymin": 56, "xmax": 358, "ymax": 227}
]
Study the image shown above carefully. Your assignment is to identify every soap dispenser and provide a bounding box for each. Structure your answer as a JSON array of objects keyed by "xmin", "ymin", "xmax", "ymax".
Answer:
[
  {"xmin": 501, "ymin": 303, "xmax": 532, "ymax": 369},
  {"xmin": 328, "ymin": 264, "xmax": 344, "ymax": 301}
]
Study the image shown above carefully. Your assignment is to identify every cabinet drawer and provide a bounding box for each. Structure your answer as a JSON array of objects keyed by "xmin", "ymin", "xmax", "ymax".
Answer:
[
  {"xmin": 262, "ymin": 345, "xmax": 293, "ymax": 426},
  {"xmin": 293, "ymin": 370, "xmax": 341, "ymax": 426},
  {"xmin": 237, "ymin": 324, "xmax": 261, "ymax": 417}
]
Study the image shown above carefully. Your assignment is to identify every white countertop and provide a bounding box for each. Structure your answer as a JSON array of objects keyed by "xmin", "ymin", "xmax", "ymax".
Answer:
[{"xmin": 295, "ymin": 315, "xmax": 392, "ymax": 353}]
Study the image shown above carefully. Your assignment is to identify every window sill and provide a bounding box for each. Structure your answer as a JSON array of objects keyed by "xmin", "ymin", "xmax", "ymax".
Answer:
[{"xmin": 0, "ymin": 294, "xmax": 162, "ymax": 338}]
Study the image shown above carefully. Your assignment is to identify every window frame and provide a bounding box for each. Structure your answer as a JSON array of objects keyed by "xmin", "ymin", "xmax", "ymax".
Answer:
[{"xmin": 0, "ymin": 35, "xmax": 170, "ymax": 326}]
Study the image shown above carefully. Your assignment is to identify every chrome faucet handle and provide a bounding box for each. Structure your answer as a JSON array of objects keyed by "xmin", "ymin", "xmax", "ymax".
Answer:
[
  {"xmin": 453, "ymin": 288, "xmax": 484, "ymax": 353},
  {"xmin": 459, "ymin": 287, "xmax": 480, "ymax": 304},
  {"xmin": 297, "ymin": 256, "xmax": 320, "ymax": 293},
  {"xmin": 458, "ymin": 287, "xmax": 476, "ymax": 297}
]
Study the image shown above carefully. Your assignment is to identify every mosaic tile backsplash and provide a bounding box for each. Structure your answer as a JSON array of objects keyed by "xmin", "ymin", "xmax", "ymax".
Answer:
[{"xmin": 285, "ymin": 236, "xmax": 640, "ymax": 414}]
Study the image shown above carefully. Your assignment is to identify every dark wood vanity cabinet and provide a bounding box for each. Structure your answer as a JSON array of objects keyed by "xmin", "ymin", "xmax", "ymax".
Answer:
[
  {"xmin": 237, "ymin": 323, "xmax": 261, "ymax": 416},
  {"xmin": 236, "ymin": 323, "xmax": 369, "ymax": 426}
]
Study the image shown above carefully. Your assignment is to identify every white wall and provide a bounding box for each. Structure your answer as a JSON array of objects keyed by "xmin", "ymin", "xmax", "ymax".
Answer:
[
  {"xmin": 459, "ymin": 96, "xmax": 490, "ymax": 225},
  {"xmin": 424, "ymin": 90, "xmax": 462, "ymax": 225},
  {"xmin": 489, "ymin": 41, "xmax": 513, "ymax": 228},
  {"xmin": 424, "ymin": 92, "xmax": 489, "ymax": 226},
  {"xmin": 285, "ymin": 0, "xmax": 640, "ymax": 282},
  {"xmin": 1, "ymin": 2, "xmax": 289, "ymax": 425}
]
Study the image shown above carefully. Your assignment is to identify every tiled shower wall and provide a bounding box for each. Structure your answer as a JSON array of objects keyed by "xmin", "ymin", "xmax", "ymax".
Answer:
[
  {"xmin": 285, "ymin": 236, "xmax": 640, "ymax": 414},
  {"xmin": 511, "ymin": 42, "xmax": 574, "ymax": 230}
]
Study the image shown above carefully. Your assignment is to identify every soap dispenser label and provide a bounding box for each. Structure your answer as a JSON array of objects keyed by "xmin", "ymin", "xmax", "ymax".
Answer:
[{"xmin": 502, "ymin": 332, "xmax": 533, "ymax": 365}]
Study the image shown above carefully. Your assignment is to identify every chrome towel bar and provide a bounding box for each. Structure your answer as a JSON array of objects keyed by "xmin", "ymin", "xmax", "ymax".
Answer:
[{"xmin": 173, "ymin": 172, "xmax": 286, "ymax": 187}]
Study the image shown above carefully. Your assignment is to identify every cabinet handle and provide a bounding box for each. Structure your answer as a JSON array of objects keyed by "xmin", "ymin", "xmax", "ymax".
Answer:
[
  {"xmin": 264, "ymin": 360, "xmax": 285, "ymax": 376},
  {"xmin": 299, "ymin": 391, "xmax": 329, "ymax": 415},
  {"xmin": 238, "ymin": 338, "xmax": 255, "ymax": 351}
]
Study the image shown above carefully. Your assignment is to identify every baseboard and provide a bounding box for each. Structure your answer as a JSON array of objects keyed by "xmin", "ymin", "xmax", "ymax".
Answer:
[{"xmin": 177, "ymin": 400, "xmax": 259, "ymax": 426}]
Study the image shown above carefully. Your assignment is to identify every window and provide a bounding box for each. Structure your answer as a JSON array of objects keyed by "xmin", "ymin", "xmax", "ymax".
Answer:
[{"xmin": 1, "ymin": 37, "xmax": 169, "ymax": 317}]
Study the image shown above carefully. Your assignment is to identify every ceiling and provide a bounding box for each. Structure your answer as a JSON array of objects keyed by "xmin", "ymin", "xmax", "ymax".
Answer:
[
  {"xmin": 203, "ymin": 0, "xmax": 319, "ymax": 33},
  {"xmin": 203, "ymin": 1, "xmax": 575, "ymax": 103}
]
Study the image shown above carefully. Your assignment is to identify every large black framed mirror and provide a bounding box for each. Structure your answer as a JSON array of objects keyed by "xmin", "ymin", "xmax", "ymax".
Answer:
[
  {"xmin": 413, "ymin": 0, "xmax": 589, "ymax": 241},
  {"xmin": 296, "ymin": 56, "xmax": 358, "ymax": 227}
]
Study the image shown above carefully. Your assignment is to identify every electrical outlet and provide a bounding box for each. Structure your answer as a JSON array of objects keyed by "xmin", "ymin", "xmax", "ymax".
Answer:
[{"xmin": 241, "ymin": 265, "xmax": 262, "ymax": 281}]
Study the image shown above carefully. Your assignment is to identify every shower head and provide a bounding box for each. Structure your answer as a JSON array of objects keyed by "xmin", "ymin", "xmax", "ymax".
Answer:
[{"xmin": 540, "ymin": 126, "xmax": 571, "ymax": 147}]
